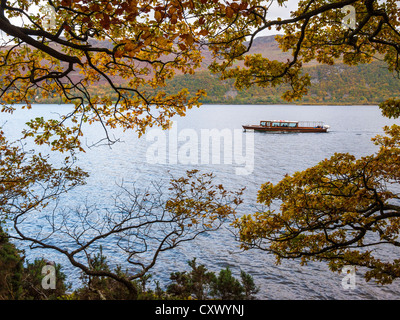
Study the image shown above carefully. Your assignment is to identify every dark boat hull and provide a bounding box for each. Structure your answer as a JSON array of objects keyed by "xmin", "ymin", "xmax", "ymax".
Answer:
[{"xmin": 242, "ymin": 125, "xmax": 328, "ymax": 133}]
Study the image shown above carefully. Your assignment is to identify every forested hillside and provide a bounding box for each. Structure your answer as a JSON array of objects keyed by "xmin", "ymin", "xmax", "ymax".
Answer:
[
  {"xmin": 34, "ymin": 36, "xmax": 400, "ymax": 105},
  {"xmin": 155, "ymin": 61, "xmax": 400, "ymax": 105}
]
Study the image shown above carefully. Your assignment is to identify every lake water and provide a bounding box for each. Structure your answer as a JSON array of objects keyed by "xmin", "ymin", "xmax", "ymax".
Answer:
[{"xmin": 2, "ymin": 103, "xmax": 400, "ymax": 299}]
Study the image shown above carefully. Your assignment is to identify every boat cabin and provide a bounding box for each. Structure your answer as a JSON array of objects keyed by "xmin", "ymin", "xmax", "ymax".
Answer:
[
  {"xmin": 242, "ymin": 120, "xmax": 329, "ymax": 132},
  {"xmin": 260, "ymin": 120, "xmax": 299, "ymax": 128},
  {"xmin": 259, "ymin": 120, "xmax": 326, "ymax": 128}
]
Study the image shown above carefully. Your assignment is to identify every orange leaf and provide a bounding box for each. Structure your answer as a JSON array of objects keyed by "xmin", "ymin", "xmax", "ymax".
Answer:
[
  {"xmin": 198, "ymin": 29, "xmax": 208, "ymax": 36},
  {"xmin": 226, "ymin": 7, "xmax": 234, "ymax": 18},
  {"xmin": 178, "ymin": 43, "xmax": 187, "ymax": 51},
  {"xmin": 170, "ymin": 14, "xmax": 178, "ymax": 24},
  {"xmin": 155, "ymin": 11, "xmax": 163, "ymax": 23}
]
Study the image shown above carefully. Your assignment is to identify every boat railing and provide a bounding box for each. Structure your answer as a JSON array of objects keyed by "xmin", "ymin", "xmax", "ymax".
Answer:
[{"xmin": 298, "ymin": 121, "xmax": 324, "ymax": 128}]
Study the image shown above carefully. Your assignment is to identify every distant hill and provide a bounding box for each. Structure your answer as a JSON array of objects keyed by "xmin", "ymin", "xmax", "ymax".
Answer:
[
  {"xmin": 198, "ymin": 35, "xmax": 291, "ymax": 69},
  {"xmin": 144, "ymin": 60, "xmax": 400, "ymax": 105},
  {"xmin": 166, "ymin": 35, "xmax": 400, "ymax": 105},
  {"xmin": 12, "ymin": 34, "xmax": 398, "ymax": 105}
]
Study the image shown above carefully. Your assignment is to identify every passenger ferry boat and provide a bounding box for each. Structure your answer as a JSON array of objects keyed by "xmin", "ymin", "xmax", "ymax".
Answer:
[{"xmin": 242, "ymin": 120, "xmax": 330, "ymax": 133}]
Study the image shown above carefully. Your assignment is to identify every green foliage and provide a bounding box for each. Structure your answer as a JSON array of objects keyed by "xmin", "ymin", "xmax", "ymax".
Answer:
[
  {"xmin": 240, "ymin": 270, "xmax": 259, "ymax": 300},
  {"xmin": 22, "ymin": 259, "xmax": 70, "ymax": 300},
  {"xmin": 167, "ymin": 258, "xmax": 217, "ymax": 300},
  {"xmin": 167, "ymin": 258, "xmax": 259, "ymax": 300},
  {"xmin": 0, "ymin": 225, "xmax": 69, "ymax": 300},
  {"xmin": 211, "ymin": 267, "xmax": 244, "ymax": 300},
  {"xmin": 0, "ymin": 227, "xmax": 24, "ymax": 299},
  {"xmin": 74, "ymin": 247, "xmax": 132, "ymax": 300}
]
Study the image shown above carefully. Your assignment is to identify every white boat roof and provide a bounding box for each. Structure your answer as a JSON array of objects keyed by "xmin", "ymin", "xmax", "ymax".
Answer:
[
  {"xmin": 262, "ymin": 120, "xmax": 299, "ymax": 123},
  {"xmin": 262, "ymin": 120, "xmax": 324, "ymax": 123}
]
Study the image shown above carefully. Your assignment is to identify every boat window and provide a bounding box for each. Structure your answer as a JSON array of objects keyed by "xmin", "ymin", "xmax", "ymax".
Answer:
[
  {"xmin": 271, "ymin": 122, "xmax": 298, "ymax": 127},
  {"xmin": 266, "ymin": 122, "xmax": 271, "ymax": 126},
  {"xmin": 260, "ymin": 121, "xmax": 266, "ymax": 126}
]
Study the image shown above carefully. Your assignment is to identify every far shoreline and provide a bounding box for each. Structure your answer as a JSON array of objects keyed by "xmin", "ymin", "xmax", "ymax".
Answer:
[{"xmin": 6, "ymin": 101, "xmax": 381, "ymax": 107}]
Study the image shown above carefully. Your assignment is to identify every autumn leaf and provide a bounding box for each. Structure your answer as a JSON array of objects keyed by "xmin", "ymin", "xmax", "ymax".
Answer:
[
  {"xmin": 154, "ymin": 10, "xmax": 163, "ymax": 23},
  {"xmin": 226, "ymin": 6, "xmax": 234, "ymax": 18}
]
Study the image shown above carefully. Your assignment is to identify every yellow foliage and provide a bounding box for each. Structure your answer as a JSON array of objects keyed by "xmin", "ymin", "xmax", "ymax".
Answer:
[{"xmin": 235, "ymin": 125, "xmax": 400, "ymax": 284}]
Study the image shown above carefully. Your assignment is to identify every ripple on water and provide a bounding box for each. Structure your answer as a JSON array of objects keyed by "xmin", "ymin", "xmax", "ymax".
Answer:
[{"xmin": 3, "ymin": 104, "xmax": 400, "ymax": 299}]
